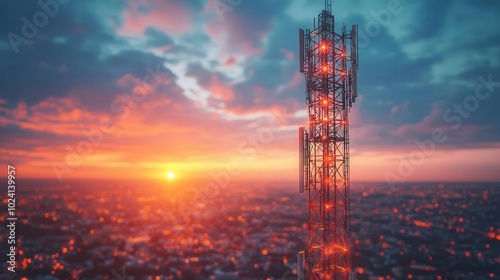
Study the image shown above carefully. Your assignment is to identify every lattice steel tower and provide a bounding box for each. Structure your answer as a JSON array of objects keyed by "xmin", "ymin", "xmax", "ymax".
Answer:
[{"xmin": 297, "ymin": 1, "xmax": 358, "ymax": 279}]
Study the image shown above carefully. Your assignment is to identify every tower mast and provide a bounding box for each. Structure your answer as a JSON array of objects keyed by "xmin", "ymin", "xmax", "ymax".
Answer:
[{"xmin": 298, "ymin": 1, "xmax": 358, "ymax": 279}]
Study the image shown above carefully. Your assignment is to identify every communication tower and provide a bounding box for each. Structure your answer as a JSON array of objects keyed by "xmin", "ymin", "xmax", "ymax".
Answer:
[{"xmin": 297, "ymin": 1, "xmax": 358, "ymax": 279}]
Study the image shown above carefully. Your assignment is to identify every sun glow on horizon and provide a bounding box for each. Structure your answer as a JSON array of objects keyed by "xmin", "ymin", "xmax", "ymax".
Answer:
[{"xmin": 166, "ymin": 172, "xmax": 175, "ymax": 180}]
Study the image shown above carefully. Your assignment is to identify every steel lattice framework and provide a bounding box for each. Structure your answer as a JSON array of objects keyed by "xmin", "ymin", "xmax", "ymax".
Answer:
[{"xmin": 298, "ymin": 1, "xmax": 358, "ymax": 279}]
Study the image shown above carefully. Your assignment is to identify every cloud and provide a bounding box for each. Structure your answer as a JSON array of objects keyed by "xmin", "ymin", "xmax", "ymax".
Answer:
[
  {"xmin": 208, "ymin": 74, "xmax": 235, "ymax": 101},
  {"xmin": 117, "ymin": 0, "xmax": 192, "ymax": 37}
]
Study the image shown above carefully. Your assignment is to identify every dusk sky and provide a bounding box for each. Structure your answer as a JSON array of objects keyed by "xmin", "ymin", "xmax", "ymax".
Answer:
[{"xmin": 1, "ymin": 0, "xmax": 499, "ymax": 183}]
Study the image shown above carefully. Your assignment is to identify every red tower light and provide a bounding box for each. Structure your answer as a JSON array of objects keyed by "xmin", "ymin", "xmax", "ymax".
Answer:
[{"xmin": 321, "ymin": 42, "xmax": 328, "ymax": 52}]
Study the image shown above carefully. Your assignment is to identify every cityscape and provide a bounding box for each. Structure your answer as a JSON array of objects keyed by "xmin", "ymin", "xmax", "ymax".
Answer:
[{"xmin": 1, "ymin": 179, "xmax": 498, "ymax": 279}]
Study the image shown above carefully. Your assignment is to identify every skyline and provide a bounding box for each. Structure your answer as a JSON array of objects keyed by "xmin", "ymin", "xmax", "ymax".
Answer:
[{"xmin": 1, "ymin": 0, "xmax": 500, "ymax": 183}]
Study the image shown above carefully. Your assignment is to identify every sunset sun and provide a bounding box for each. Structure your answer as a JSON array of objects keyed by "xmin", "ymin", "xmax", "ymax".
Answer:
[{"xmin": 166, "ymin": 172, "xmax": 175, "ymax": 180}]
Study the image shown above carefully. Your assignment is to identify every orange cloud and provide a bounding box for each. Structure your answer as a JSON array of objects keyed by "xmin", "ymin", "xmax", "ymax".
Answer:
[
  {"xmin": 118, "ymin": 0, "xmax": 191, "ymax": 37},
  {"xmin": 0, "ymin": 97, "xmax": 100, "ymax": 136},
  {"xmin": 207, "ymin": 75, "xmax": 234, "ymax": 101}
]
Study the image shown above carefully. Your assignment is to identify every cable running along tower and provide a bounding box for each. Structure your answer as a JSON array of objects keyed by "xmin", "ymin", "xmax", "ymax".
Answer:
[{"xmin": 297, "ymin": 0, "xmax": 358, "ymax": 279}]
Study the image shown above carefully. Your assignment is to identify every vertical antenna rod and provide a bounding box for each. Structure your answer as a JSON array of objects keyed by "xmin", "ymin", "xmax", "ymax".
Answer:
[{"xmin": 325, "ymin": 0, "xmax": 332, "ymax": 13}]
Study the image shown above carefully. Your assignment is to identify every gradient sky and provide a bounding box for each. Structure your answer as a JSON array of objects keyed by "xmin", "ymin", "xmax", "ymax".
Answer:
[{"xmin": 0, "ymin": 0, "xmax": 499, "ymax": 184}]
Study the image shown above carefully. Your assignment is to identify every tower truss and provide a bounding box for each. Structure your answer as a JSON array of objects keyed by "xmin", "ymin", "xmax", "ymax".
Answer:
[{"xmin": 298, "ymin": 1, "xmax": 358, "ymax": 279}]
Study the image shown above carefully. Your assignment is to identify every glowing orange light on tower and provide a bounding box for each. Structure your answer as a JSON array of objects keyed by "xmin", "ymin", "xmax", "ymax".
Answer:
[
  {"xmin": 321, "ymin": 43, "xmax": 327, "ymax": 52},
  {"xmin": 322, "ymin": 65, "xmax": 328, "ymax": 72}
]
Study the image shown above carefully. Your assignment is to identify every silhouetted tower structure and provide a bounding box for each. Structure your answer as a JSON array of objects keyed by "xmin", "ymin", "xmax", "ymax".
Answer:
[{"xmin": 297, "ymin": 1, "xmax": 358, "ymax": 279}]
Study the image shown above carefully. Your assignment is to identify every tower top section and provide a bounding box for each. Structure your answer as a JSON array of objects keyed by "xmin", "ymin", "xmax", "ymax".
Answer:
[{"xmin": 325, "ymin": 0, "xmax": 332, "ymax": 14}]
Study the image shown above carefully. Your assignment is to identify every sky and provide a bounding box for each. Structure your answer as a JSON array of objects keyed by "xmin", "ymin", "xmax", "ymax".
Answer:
[{"xmin": 0, "ymin": 0, "xmax": 499, "ymax": 184}]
